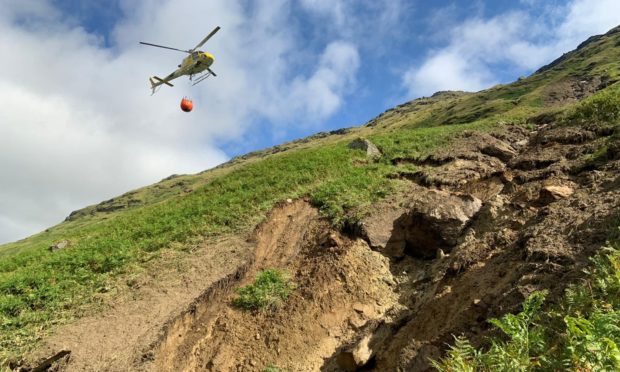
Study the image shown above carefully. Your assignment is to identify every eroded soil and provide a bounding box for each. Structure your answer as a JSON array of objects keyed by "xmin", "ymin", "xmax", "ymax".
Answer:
[
  {"xmin": 30, "ymin": 237, "xmax": 253, "ymax": 372},
  {"xmin": 31, "ymin": 118, "xmax": 619, "ymax": 372}
]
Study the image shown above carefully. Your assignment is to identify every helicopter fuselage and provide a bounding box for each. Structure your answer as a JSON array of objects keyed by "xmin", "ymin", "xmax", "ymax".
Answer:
[
  {"xmin": 141, "ymin": 25, "xmax": 220, "ymax": 94},
  {"xmin": 163, "ymin": 51, "xmax": 215, "ymax": 81}
]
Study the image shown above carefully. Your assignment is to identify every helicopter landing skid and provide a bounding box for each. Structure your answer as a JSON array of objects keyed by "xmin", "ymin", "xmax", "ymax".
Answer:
[{"xmin": 190, "ymin": 70, "xmax": 213, "ymax": 86}]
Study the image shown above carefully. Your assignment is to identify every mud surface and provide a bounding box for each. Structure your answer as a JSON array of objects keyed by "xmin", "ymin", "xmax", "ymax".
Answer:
[
  {"xmin": 32, "ymin": 237, "xmax": 253, "ymax": 372},
  {"xmin": 35, "ymin": 119, "xmax": 619, "ymax": 372},
  {"xmin": 359, "ymin": 121, "xmax": 619, "ymax": 371},
  {"xmin": 146, "ymin": 200, "xmax": 401, "ymax": 372},
  {"xmin": 143, "ymin": 120, "xmax": 618, "ymax": 372}
]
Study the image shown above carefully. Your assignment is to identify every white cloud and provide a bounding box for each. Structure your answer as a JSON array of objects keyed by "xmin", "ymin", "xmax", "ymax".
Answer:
[
  {"xmin": 300, "ymin": 0, "xmax": 346, "ymax": 26},
  {"xmin": 403, "ymin": 0, "xmax": 620, "ymax": 98},
  {"xmin": 299, "ymin": 0, "xmax": 409, "ymax": 47},
  {"xmin": 289, "ymin": 41, "xmax": 360, "ymax": 120},
  {"xmin": 557, "ymin": 0, "xmax": 620, "ymax": 48},
  {"xmin": 403, "ymin": 50, "xmax": 493, "ymax": 95},
  {"xmin": 0, "ymin": 0, "xmax": 361, "ymax": 243}
]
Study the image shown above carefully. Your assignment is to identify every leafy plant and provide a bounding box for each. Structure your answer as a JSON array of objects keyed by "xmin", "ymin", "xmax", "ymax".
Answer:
[
  {"xmin": 432, "ymin": 291, "xmax": 548, "ymax": 372},
  {"xmin": 233, "ymin": 269, "xmax": 295, "ymax": 311},
  {"xmin": 432, "ymin": 229, "xmax": 620, "ymax": 372},
  {"xmin": 565, "ymin": 85, "xmax": 620, "ymax": 124}
]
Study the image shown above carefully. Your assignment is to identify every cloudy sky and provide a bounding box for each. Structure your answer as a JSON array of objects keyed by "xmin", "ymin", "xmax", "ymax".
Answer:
[{"xmin": 1, "ymin": 0, "xmax": 619, "ymax": 244}]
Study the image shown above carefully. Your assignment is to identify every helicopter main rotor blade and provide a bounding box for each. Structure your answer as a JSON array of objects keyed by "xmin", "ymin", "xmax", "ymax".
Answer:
[
  {"xmin": 190, "ymin": 26, "xmax": 220, "ymax": 52},
  {"xmin": 139, "ymin": 42, "xmax": 189, "ymax": 53}
]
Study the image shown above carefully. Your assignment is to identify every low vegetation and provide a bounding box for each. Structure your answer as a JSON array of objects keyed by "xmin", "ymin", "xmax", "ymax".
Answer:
[
  {"xmin": 432, "ymin": 226, "xmax": 620, "ymax": 371},
  {"xmin": 233, "ymin": 269, "xmax": 295, "ymax": 311},
  {"xmin": 1, "ymin": 25, "xmax": 619, "ymax": 366},
  {"xmin": 564, "ymin": 83, "xmax": 620, "ymax": 124},
  {"xmin": 1, "ymin": 117, "xmax": 489, "ymax": 361},
  {"xmin": 432, "ymin": 81, "xmax": 620, "ymax": 372}
]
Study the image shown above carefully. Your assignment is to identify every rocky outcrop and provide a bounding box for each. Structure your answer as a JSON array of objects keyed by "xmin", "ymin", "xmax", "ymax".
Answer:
[
  {"xmin": 395, "ymin": 190, "xmax": 482, "ymax": 259},
  {"xmin": 363, "ymin": 189, "xmax": 482, "ymax": 259},
  {"xmin": 351, "ymin": 119, "xmax": 620, "ymax": 371},
  {"xmin": 539, "ymin": 185, "xmax": 575, "ymax": 204},
  {"xmin": 49, "ymin": 240, "xmax": 69, "ymax": 252},
  {"xmin": 348, "ymin": 138, "xmax": 382, "ymax": 158}
]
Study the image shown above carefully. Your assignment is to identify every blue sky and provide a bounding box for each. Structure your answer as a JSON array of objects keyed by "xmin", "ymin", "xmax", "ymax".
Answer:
[
  {"xmin": 0, "ymin": 0, "xmax": 619, "ymax": 243},
  {"xmin": 41, "ymin": 0, "xmax": 613, "ymax": 154}
]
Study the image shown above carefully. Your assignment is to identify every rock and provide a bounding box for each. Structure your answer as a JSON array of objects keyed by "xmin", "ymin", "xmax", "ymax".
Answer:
[
  {"xmin": 481, "ymin": 139, "xmax": 518, "ymax": 162},
  {"xmin": 539, "ymin": 185, "xmax": 574, "ymax": 204},
  {"xmin": 409, "ymin": 345, "xmax": 441, "ymax": 371},
  {"xmin": 49, "ymin": 240, "xmax": 69, "ymax": 252},
  {"xmin": 361, "ymin": 203, "xmax": 408, "ymax": 251},
  {"xmin": 500, "ymin": 171, "xmax": 514, "ymax": 183},
  {"xmin": 510, "ymin": 148, "xmax": 561, "ymax": 170},
  {"xmin": 398, "ymin": 190, "xmax": 482, "ymax": 259},
  {"xmin": 337, "ymin": 334, "xmax": 373, "ymax": 371},
  {"xmin": 348, "ymin": 138, "xmax": 382, "ymax": 158},
  {"xmin": 286, "ymin": 198, "xmax": 293, "ymax": 204},
  {"xmin": 514, "ymin": 139, "xmax": 529, "ymax": 148},
  {"xmin": 414, "ymin": 157, "xmax": 505, "ymax": 187},
  {"xmin": 319, "ymin": 232, "xmax": 343, "ymax": 248}
]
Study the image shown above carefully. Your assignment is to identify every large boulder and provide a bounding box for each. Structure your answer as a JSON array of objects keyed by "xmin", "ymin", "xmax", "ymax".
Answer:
[
  {"xmin": 395, "ymin": 190, "xmax": 482, "ymax": 259},
  {"xmin": 348, "ymin": 138, "xmax": 382, "ymax": 158}
]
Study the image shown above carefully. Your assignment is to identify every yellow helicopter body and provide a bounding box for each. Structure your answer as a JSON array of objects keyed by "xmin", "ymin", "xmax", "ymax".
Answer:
[{"xmin": 140, "ymin": 27, "xmax": 220, "ymax": 94}]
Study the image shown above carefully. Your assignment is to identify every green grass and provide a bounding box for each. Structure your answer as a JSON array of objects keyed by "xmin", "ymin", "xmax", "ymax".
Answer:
[
  {"xmin": 233, "ymin": 269, "xmax": 295, "ymax": 311},
  {"xmin": 432, "ymin": 226, "xmax": 620, "ymax": 371},
  {"xmin": 1, "ymin": 24, "xmax": 620, "ymax": 366},
  {"xmin": 2, "ymin": 118, "xmax": 492, "ymax": 361},
  {"xmin": 564, "ymin": 83, "xmax": 620, "ymax": 124}
]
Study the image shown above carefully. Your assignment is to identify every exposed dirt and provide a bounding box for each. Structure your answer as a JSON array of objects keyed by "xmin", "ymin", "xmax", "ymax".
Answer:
[
  {"xmin": 356, "ymin": 122, "xmax": 620, "ymax": 370},
  {"xmin": 543, "ymin": 75, "xmax": 613, "ymax": 106},
  {"xmin": 139, "ymin": 120, "xmax": 617, "ymax": 372},
  {"xmin": 32, "ymin": 119, "xmax": 619, "ymax": 372},
  {"xmin": 144, "ymin": 200, "xmax": 401, "ymax": 372},
  {"xmin": 29, "ymin": 236, "xmax": 253, "ymax": 372}
]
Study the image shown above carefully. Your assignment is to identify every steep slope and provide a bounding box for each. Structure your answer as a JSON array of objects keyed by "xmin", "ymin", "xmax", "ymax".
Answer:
[{"xmin": 1, "ymin": 25, "xmax": 619, "ymax": 371}]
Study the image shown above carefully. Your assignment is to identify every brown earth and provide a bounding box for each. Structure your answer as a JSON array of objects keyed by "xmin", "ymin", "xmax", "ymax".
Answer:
[
  {"xmin": 30, "ymin": 118, "xmax": 619, "ymax": 371},
  {"xmin": 357, "ymin": 122, "xmax": 619, "ymax": 370},
  {"xmin": 543, "ymin": 75, "xmax": 613, "ymax": 106},
  {"xmin": 139, "ymin": 120, "xmax": 617, "ymax": 372},
  {"xmin": 144, "ymin": 200, "xmax": 401, "ymax": 372},
  {"xmin": 29, "ymin": 236, "xmax": 254, "ymax": 372}
]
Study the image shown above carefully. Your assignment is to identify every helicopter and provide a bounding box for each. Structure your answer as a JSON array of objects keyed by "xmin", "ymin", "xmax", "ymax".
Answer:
[{"xmin": 139, "ymin": 26, "xmax": 220, "ymax": 94}]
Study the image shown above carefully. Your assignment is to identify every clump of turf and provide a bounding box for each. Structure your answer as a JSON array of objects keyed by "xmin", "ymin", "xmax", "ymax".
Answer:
[{"xmin": 233, "ymin": 269, "xmax": 295, "ymax": 311}]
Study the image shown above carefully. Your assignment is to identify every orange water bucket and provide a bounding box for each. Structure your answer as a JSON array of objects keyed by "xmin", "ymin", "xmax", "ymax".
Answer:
[{"xmin": 180, "ymin": 97, "xmax": 193, "ymax": 112}]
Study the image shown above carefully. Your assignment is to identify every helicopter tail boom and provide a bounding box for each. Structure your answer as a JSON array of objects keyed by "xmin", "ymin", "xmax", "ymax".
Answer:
[{"xmin": 149, "ymin": 76, "xmax": 174, "ymax": 94}]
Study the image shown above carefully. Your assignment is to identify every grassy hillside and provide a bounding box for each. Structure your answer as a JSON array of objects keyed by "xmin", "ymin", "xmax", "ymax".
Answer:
[{"xmin": 1, "ymin": 25, "xmax": 620, "ymax": 364}]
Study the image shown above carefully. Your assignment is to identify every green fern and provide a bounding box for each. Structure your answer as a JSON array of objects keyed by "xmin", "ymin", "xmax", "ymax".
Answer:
[
  {"xmin": 431, "ymin": 336, "xmax": 479, "ymax": 372},
  {"xmin": 432, "ymin": 234, "xmax": 620, "ymax": 372}
]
